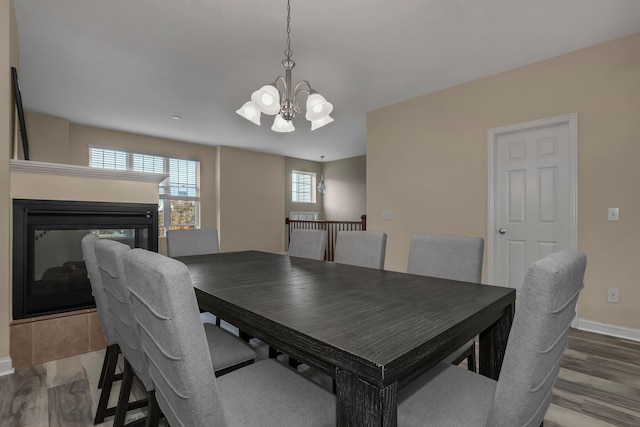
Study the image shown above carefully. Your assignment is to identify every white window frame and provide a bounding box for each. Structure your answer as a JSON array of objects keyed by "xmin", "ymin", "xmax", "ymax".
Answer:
[
  {"xmin": 292, "ymin": 170, "xmax": 317, "ymax": 204},
  {"xmin": 89, "ymin": 146, "xmax": 201, "ymax": 236}
]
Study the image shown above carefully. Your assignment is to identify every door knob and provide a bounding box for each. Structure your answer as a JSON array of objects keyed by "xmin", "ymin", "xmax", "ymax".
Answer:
[{"xmin": 498, "ymin": 228, "xmax": 506, "ymax": 234}]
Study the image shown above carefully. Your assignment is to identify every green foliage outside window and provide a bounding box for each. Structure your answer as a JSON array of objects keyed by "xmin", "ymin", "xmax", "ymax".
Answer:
[{"xmin": 169, "ymin": 200, "xmax": 196, "ymax": 230}]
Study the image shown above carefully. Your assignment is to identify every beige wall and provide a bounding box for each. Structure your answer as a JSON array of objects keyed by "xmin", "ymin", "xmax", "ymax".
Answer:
[
  {"xmin": 285, "ymin": 157, "xmax": 324, "ymax": 219},
  {"xmin": 24, "ymin": 112, "xmax": 70, "ymax": 163},
  {"xmin": 323, "ymin": 155, "xmax": 366, "ymax": 221},
  {"xmin": 367, "ymin": 33, "xmax": 640, "ymax": 330},
  {"xmin": 218, "ymin": 146, "xmax": 284, "ymax": 253},
  {"xmin": 1, "ymin": 0, "xmax": 17, "ymax": 368}
]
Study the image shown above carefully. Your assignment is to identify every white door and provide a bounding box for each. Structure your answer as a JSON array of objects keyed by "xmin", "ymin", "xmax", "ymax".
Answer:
[{"xmin": 488, "ymin": 114, "xmax": 578, "ymax": 293}]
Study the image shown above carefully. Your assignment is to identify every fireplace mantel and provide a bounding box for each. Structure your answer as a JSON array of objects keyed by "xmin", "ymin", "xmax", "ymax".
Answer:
[
  {"xmin": 10, "ymin": 159, "xmax": 168, "ymax": 183},
  {"xmin": 10, "ymin": 160, "xmax": 166, "ymax": 205}
]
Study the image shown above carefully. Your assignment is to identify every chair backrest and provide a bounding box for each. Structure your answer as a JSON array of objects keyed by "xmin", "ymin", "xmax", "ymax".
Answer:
[
  {"xmin": 81, "ymin": 234, "xmax": 117, "ymax": 346},
  {"xmin": 407, "ymin": 234, "xmax": 484, "ymax": 283},
  {"xmin": 334, "ymin": 231, "xmax": 387, "ymax": 269},
  {"xmin": 487, "ymin": 249, "xmax": 586, "ymax": 427},
  {"xmin": 166, "ymin": 228, "xmax": 220, "ymax": 257},
  {"xmin": 289, "ymin": 229, "xmax": 327, "ymax": 261},
  {"xmin": 95, "ymin": 239, "xmax": 153, "ymax": 390},
  {"xmin": 123, "ymin": 248, "xmax": 227, "ymax": 427}
]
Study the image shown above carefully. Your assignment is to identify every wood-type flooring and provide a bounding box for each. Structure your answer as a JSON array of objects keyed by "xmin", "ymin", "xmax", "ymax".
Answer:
[{"xmin": 1, "ymin": 326, "xmax": 638, "ymax": 426}]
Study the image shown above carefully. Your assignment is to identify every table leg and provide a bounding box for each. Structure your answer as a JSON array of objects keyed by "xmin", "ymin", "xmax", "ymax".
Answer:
[
  {"xmin": 479, "ymin": 302, "xmax": 515, "ymax": 380},
  {"xmin": 335, "ymin": 369, "xmax": 397, "ymax": 427}
]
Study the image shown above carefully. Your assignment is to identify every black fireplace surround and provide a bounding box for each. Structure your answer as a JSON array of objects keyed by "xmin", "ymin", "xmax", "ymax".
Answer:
[{"xmin": 13, "ymin": 199, "xmax": 158, "ymax": 320}]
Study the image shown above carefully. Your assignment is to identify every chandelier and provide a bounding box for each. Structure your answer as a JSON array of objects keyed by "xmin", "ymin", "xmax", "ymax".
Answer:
[
  {"xmin": 236, "ymin": 0, "xmax": 334, "ymax": 133},
  {"xmin": 317, "ymin": 155, "xmax": 327, "ymax": 194}
]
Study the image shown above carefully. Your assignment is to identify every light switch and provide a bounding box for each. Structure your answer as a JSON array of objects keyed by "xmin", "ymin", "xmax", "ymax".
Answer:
[
  {"xmin": 380, "ymin": 210, "xmax": 392, "ymax": 220},
  {"xmin": 608, "ymin": 208, "xmax": 619, "ymax": 222}
]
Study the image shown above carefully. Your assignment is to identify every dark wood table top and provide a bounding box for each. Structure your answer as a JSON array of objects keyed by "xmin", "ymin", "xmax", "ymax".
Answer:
[{"xmin": 181, "ymin": 250, "xmax": 516, "ymax": 388}]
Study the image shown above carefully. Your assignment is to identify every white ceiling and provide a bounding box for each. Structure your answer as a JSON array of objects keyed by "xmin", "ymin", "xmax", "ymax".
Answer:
[{"xmin": 13, "ymin": 0, "xmax": 640, "ymax": 161}]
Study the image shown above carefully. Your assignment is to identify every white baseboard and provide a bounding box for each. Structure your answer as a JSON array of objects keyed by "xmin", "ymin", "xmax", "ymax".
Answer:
[
  {"xmin": 0, "ymin": 357, "xmax": 14, "ymax": 377},
  {"xmin": 577, "ymin": 319, "xmax": 640, "ymax": 342}
]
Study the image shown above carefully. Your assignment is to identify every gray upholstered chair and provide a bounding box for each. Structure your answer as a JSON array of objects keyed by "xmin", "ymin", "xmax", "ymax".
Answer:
[
  {"xmin": 95, "ymin": 238, "xmax": 155, "ymax": 427},
  {"xmin": 166, "ymin": 228, "xmax": 220, "ymax": 257},
  {"xmin": 166, "ymin": 227, "xmax": 223, "ymax": 326},
  {"xmin": 96, "ymin": 239, "xmax": 256, "ymax": 426},
  {"xmin": 289, "ymin": 229, "xmax": 327, "ymax": 260},
  {"xmin": 334, "ymin": 231, "xmax": 387, "ymax": 269},
  {"xmin": 398, "ymin": 249, "xmax": 586, "ymax": 427},
  {"xmin": 81, "ymin": 234, "xmax": 135, "ymax": 425},
  {"xmin": 407, "ymin": 234, "xmax": 485, "ymax": 371},
  {"xmin": 407, "ymin": 234, "xmax": 484, "ymax": 281},
  {"xmin": 123, "ymin": 248, "xmax": 336, "ymax": 426}
]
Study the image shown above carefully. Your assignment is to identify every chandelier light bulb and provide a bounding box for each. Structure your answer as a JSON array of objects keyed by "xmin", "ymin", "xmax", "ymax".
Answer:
[
  {"xmin": 251, "ymin": 85, "xmax": 280, "ymax": 115},
  {"xmin": 261, "ymin": 93, "xmax": 274, "ymax": 106},
  {"xmin": 305, "ymin": 93, "xmax": 333, "ymax": 122}
]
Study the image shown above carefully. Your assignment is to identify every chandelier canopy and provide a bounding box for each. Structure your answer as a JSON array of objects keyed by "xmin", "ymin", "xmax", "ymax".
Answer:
[{"xmin": 236, "ymin": 0, "xmax": 334, "ymax": 133}]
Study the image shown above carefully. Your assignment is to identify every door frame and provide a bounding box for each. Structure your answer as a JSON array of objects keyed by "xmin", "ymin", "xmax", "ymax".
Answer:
[{"xmin": 487, "ymin": 112, "xmax": 579, "ymax": 284}]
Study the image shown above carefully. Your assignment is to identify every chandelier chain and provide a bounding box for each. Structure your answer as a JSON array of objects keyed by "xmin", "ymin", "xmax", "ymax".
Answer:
[{"xmin": 285, "ymin": 0, "xmax": 292, "ymax": 60}]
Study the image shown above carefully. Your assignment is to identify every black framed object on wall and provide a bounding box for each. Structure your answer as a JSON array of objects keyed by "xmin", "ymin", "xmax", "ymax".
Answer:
[{"xmin": 11, "ymin": 66, "xmax": 30, "ymax": 160}]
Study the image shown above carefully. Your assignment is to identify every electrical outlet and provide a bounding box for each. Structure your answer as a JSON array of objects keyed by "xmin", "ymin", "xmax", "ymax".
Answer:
[{"xmin": 607, "ymin": 288, "xmax": 620, "ymax": 303}]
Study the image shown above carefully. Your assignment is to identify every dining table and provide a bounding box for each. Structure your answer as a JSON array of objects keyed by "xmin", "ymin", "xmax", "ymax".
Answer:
[{"xmin": 179, "ymin": 250, "xmax": 516, "ymax": 427}]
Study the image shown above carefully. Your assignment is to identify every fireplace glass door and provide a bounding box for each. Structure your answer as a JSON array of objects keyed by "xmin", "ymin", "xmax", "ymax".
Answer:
[{"xmin": 13, "ymin": 200, "xmax": 158, "ymax": 319}]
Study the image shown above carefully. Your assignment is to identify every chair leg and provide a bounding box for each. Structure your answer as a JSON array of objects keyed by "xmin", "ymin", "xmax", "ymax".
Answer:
[
  {"xmin": 145, "ymin": 390, "xmax": 161, "ymax": 427},
  {"xmin": 113, "ymin": 359, "xmax": 135, "ymax": 427},
  {"xmin": 467, "ymin": 352, "xmax": 476, "ymax": 372},
  {"xmin": 288, "ymin": 357, "xmax": 301, "ymax": 369},
  {"xmin": 450, "ymin": 341, "xmax": 477, "ymax": 372},
  {"xmin": 95, "ymin": 344, "xmax": 119, "ymax": 424},
  {"xmin": 238, "ymin": 330, "xmax": 252, "ymax": 342},
  {"xmin": 269, "ymin": 346, "xmax": 278, "ymax": 359},
  {"xmin": 125, "ymin": 417, "xmax": 147, "ymax": 427},
  {"xmin": 268, "ymin": 345, "xmax": 301, "ymax": 369},
  {"xmin": 97, "ymin": 345, "xmax": 111, "ymax": 389}
]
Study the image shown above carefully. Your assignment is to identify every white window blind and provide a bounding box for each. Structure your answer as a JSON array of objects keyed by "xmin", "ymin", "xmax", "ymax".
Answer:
[
  {"xmin": 166, "ymin": 158, "xmax": 199, "ymax": 199},
  {"xmin": 132, "ymin": 153, "xmax": 164, "ymax": 174},
  {"xmin": 89, "ymin": 148, "xmax": 127, "ymax": 170}
]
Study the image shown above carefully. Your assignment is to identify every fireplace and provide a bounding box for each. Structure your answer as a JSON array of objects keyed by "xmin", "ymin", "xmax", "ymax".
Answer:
[{"xmin": 13, "ymin": 199, "xmax": 158, "ymax": 320}]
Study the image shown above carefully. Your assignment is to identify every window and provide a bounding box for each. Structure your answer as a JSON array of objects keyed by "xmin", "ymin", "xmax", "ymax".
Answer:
[
  {"xmin": 89, "ymin": 147, "xmax": 200, "ymax": 237},
  {"xmin": 292, "ymin": 171, "xmax": 316, "ymax": 203}
]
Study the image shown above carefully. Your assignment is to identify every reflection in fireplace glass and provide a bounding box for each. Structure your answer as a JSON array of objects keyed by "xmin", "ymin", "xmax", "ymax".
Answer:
[{"xmin": 30, "ymin": 228, "xmax": 148, "ymax": 314}]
